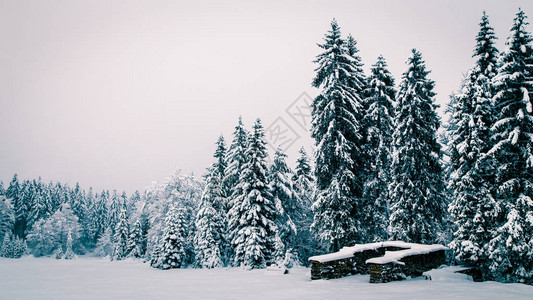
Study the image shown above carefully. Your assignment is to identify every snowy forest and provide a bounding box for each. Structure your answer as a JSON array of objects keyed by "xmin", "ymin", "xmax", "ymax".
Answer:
[{"xmin": 1, "ymin": 9, "xmax": 532, "ymax": 286}]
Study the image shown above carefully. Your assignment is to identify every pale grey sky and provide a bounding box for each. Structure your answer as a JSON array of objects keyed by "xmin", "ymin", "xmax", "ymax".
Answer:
[{"xmin": 1, "ymin": 0, "xmax": 532, "ymax": 193}]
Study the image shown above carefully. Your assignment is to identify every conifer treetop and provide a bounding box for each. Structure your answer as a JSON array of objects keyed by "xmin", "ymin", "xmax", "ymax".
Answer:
[
  {"xmin": 312, "ymin": 19, "xmax": 359, "ymax": 90},
  {"xmin": 473, "ymin": 11, "xmax": 499, "ymax": 77}
]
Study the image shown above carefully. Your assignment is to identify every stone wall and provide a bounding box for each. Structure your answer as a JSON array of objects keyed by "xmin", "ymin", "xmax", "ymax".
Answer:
[
  {"xmin": 368, "ymin": 250, "xmax": 447, "ymax": 283},
  {"xmin": 369, "ymin": 263, "xmax": 405, "ymax": 283},
  {"xmin": 310, "ymin": 246, "xmax": 408, "ymax": 280}
]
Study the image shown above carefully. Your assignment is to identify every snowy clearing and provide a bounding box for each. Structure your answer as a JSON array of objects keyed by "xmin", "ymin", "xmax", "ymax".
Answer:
[{"xmin": 0, "ymin": 257, "xmax": 532, "ymax": 300}]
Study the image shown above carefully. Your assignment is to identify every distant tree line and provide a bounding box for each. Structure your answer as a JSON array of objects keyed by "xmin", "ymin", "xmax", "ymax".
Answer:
[{"xmin": 0, "ymin": 176, "xmax": 143, "ymax": 259}]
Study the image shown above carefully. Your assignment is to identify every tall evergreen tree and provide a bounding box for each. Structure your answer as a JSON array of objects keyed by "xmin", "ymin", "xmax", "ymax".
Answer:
[
  {"xmin": 345, "ymin": 34, "xmax": 366, "ymax": 94},
  {"xmin": 29, "ymin": 179, "xmax": 46, "ymax": 231},
  {"xmin": 194, "ymin": 171, "xmax": 225, "ymax": 268},
  {"xmin": 389, "ymin": 49, "xmax": 446, "ymax": 244},
  {"xmin": 211, "ymin": 136, "xmax": 228, "ymax": 211},
  {"xmin": 108, "ymin": 190, "xmax": 120, "ymax": 233},
  {"xmin": 64, "ymin": 230, "xmax": 76, "ymax": 260},
  {"xmin": 291, "ymin": 147, "xmax": 317, "ymax": 263},
  {"xmin": 488, "ymin": 9, "xmax": 533, "ymax": 283},
  {"xmin": 153, "ymin": 205, "xmax": 187, "ymax": 269},
  {"xmin": 449, "ymin": 11, "xmax": 499, "ymax": 270},
  {"xmin": 194, "ymin": 136, "xmax": 227, "ymax": 268},
  {"xmin": 223, "ymin": 118, "xmax": 248, "ymax": 262},
  {"xmin": 1, "ymin": 233, "xmax": 12, "ymax": 257},
  {"xmin": 128, "ymin": 191, "xmax": 141, "ymax": 219},
  {"xmin": 0, "ymin": 195, "xmax": 14, "ymax": 239},
  {"xmin": 120, "ymin": 192, "xmax": 128, "ymax": 214},
  {"xmin": 311, "ymin": 20, "xmax": 365, "ymax": 251},
  {"xmin": 112, "ymin": 210, "xmax": 130, "ymax": 260},
  {"xmin": 268, "ymin": 148, "xmax": 299, "ymax": 263},
  {"xmin": 293, "ymin": 147, "xmax": 314, "ymax": 195},
  {"xmin": 82, "ymin": 188, "xmax": 97, "ymax": 249},
  {"xmin": 214, "ymin": 136, "xmax": 228, "ymax": 190},
  {"xmin": 223, "ymin": 117, "xmax": 249, "ymax": 207},
  {"xmin": 442, "ymin": 91, "xmax": 461, "ymax": 181},
  {"xmin": 6, "ymin": 175, "xmax": 26, "ymax": 238},
  {"xmin": 128, "ymin": 219, "xmax": 145, "ymax": 258},
  {"xmin": 228, "ymin": 119, "xmax": 277, "ymax": 268},
  {"xmin": 95, "ymin": 191, "xmax": 109, "ymax": 241},
  {"xmin": 361, "ymin": 55, "xmax": 396, "ymax": 242},
  {"xmin": 70, "ymin": 183, "xmax": 86, "ymax": 221}
]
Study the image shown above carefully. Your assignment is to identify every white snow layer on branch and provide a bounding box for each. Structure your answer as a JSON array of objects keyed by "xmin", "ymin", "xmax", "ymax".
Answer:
[{"xmin": 522, "ymin": 87, "xmax": 532, "ymax": 114}]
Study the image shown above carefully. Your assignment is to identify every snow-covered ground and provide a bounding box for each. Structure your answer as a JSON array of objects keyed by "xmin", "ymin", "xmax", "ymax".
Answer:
[{"xmin": 0, "ymin": 257, "xmax": 531, "ymax": 300}]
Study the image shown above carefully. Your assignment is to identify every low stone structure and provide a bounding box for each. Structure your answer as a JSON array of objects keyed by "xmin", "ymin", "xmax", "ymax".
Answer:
[
  {"xmin": 455, "ymin": 267, "xmax": 484, "ymax": 282},
  {"xmin": 367, "ymin": 247, "xmax": 447, "ymax": 283},
  {"xmin": 309, "ymin": 241, "xmax": 448, "ymax": 283}
]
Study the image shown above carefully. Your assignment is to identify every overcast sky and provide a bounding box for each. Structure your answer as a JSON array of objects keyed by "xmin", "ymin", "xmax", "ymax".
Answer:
[{"xmin": 1, "ymin": 0, "xmax": 532, "ymax": 193}]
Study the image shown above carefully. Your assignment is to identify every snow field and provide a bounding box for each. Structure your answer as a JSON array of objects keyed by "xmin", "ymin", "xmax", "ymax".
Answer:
[{"xmin": 0, "ymin": 257, "xmax": 532, "ymax": 300}]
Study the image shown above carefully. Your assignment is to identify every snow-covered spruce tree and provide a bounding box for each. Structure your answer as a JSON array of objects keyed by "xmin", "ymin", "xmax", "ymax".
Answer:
[
  {"xmin": 120, "ymin": 192, "xmax": 128, "ymax": 216},
  {"xmin": 87, "ymin": 191, "xmax": 108, "ymax": 246},
  {"xmin": 130, "ymin": 210, "xmax": 150, "ymax": 258},
  {"xmin": 361, "ymin": 55, "xmax": 396, "ymax": 242},
  {"xmin": 81, "ymin": 188, "xmax": 97, "ymax": 249},
  {"xmin": 64, "ymin": 230, "xmax": 76, "ymax": 260},
  {"xmin": 69, "ymin": 183, "xmax": 87, "ymax": 229},
  {"xmin": 0, "ymin": 233, "xmax": 27, "ymax": 258},
  {"xmin": 228, "ymin": 119, "xmax": 278, "ymax": 269},
  {"xmin": 448, "ymin": 11, "xmax": 499, "ymax": 270},
  {"xmin": 212, "ymin": 135, "xmax": 230, "ymax": 264},
  {"xmin": 55, "ymin": 245, "xmax": 63, "ymax": 259},
  {"xmin": 389, "ymin": 49, "xmax": 446, "ymax": 244},
  {"xmin": 112, "ymin": 210, "xmax": 130, "ymax": 260},
  {"xmin": 108, "ymin": 190, "xmax": 121, "ymax": 233},
  {"xmin": 224, "ymin": 117, "xmax": 249, "ymax": 209},
  {"xmin": 6, "ymin": 174, "xmax": 26, "ymax": 239},
  {"xmin": 311, "ymin": 20, "xmax": 366, "ymax": 251},
  {"xmin": 223, "ymin": 118, "xmax": 248, "ymax": 263},
  {"xmin": 487, "ymin": 9, "xmax": 533, "ymax": 283},
  {"xmin": 291, "ymin": 147, "xmax": 318, "ymax": 263},
  {"xmin": 128, "ymin": 219, "xmax": 145, "ymax": 258},
  {"xmin": 0, "ymin": 195, "xmax": 15, "ymax": 239},
  {"xmin": 441, "ymin": 91, "xmax": 461, "ymax": 180},
  {"xmin": 293, "ymin": 147, "xmax": 314, "ymax": 197},
  {"xmin": 213, "ymin": 135, "xmax": 228, "ymax": 197},
  {"xmin": 0, "ymin": 233, "xmax": 13, "ymax": 257},
  {"xmin": 18, "ymin": 180, "xmax": 33, "ymax": 238},
  {"xmin": 2, "ymin": 235, "xmax": 26, "ymax": 258},
  {"xmin": 194, "ymin": 171, "xmax": 225, "ymax": 268},
  {"xmin": 149, "ymin": 238, "xmax": 162, "ymax": 267},
  {"xmin": 345, "ymin": 32, "xmax": 367, "ymax": 173},
  {"xmin": 440, "ymin": 89, "xmax": 462, "ymax": 241},
  {"xmin": 207, "ymin": 135, "xmax": 228, "ymax": 214},
  {"xmin": 14, "ymin": 236, "xmax": 27, "ymax": 258},
  {"xmin": 194, "ymin": 136, "xmax": 228, "ymax": 268},
  {"xmin": 152, "ymin": 205, "xmax": 187, "ymax": 269},
  {"xmin": 28, "ymin": 180, "xmax": 47, "ymax": 232},
  {"xmin": 268, "ymin": 148, "xmax": 299, "ymax": 264}
]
